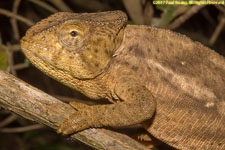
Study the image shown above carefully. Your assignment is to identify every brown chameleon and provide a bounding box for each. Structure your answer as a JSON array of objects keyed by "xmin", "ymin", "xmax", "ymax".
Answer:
[{"xmin": 20, "ymin": 11, "xmax": 225, "ymax": 149}]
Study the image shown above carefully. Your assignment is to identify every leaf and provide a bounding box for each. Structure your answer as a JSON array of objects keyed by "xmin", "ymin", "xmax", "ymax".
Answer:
[
  {"xmin": 154, "ymin": 4, "xmax": 190, "ymax": 27},
  {"xmin": 25, "ymin": 58, "xmax": 31, "ymax": 64},
  {"xmin": 0, "ymin": 44, "xmax": 8, "ymax": 70}
]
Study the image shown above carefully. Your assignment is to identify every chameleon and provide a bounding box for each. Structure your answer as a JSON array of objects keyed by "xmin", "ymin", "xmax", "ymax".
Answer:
[{"xmin": 20, "ymin": 10, "xmax": 225, "ymax": 149}]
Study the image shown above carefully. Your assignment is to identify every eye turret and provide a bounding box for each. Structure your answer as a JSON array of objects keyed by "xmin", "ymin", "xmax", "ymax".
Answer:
[{"xmin": 57, "ymin": 24, "xmax": 85, "ymax": 51}]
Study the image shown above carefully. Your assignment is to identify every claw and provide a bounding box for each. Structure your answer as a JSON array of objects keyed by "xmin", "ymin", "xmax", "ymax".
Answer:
[
  {"xmin": 57, "ymin": 110, "xmax": 91, "ymax": 135},
  {"xmin": 57, "ymin": 122, "xmax": 73, "ymax": 135}
]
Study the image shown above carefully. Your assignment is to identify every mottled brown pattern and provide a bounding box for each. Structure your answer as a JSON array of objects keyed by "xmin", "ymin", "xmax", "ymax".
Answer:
[{"xmin": 21, "ymin": 11, "xmax": 225, "ymax": 150}]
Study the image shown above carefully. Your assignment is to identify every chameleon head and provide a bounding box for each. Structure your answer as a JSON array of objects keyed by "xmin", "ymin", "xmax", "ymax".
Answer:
[{"xmin": 21, "ymin": 11, "xmax": 127, "ymax": 79}]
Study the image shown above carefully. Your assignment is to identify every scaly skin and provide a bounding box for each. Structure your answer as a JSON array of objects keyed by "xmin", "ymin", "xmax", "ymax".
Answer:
[{"xmin": 21, "ymin": 11, "xmax": 225, "ymax": 149}]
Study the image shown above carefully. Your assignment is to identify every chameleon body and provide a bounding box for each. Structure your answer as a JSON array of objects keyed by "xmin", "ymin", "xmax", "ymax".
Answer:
[{"xmin": 21, "ymin": 11, "xmax": 225, "ymax": 150}]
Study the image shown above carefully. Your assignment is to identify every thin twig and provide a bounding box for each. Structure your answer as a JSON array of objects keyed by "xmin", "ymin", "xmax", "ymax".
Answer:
[
  {"xmin": 7, "ymin": 44, "xmax": 20, "ymax": 52},
  {"xmin": 11, "ymin": 0, "xmax": 21, "ymax": 41},
  {"xmin": 0, "ymin": 114, "xmax": 17, "ymax": 128},
  {"xmin": 201, "ymin": 8, "xmax": 215, "ymax": 25},
  {"xmin": 215, "ymin": 5, "xmax": 225, "ymax": 14},
  {"xmin": 28, "ymin": 0, "xmax": 58, "ymax": 13},
  {"xmin": 69, "ymin": 0, "xmax": 111, "ymax": 11},
  {"xmin": 7, "ymin": 43, "xmax": 17, "ymax": 75},
  {"xmin": 168, "ymin": 5, "xmax": 206, "ymax": 30},
  {"xmin": 209, "ymin": 16, "xmax": 225, "ymax": 46},
  {"xmin": 0, "ymin": 8, "xmax": 34, "ymax": 26},
  {"xmin": 0, "ymin": 124, "xmax": 44, "ymax": 133},
  {"xmin": 48, "ymin": 0, "xmax": 72, "ymax": 12},
  {"xmin": 144, "ymin": 1, "xmax": 154, "ymax": 25},
  {"xmin": 122, "ymin": 0, "xmax": 144, "ymax": 24},
  {"xmin": 13, "ymin": 63, "xmax": 29, "ymax": 70}
]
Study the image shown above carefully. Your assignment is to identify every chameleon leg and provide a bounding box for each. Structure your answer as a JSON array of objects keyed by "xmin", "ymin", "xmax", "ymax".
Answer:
[{"xmin": 57, "ymin": 77, "xmax": 156, "ymax": 135}]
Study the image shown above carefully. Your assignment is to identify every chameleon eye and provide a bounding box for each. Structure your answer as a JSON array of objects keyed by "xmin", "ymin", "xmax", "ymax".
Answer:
[
  {"xmin": 70, "ymin": 30, "xmax": 78, "ymax": 37},
  {"xmin": 57, "ymin": 24, "xmax": 85, "ymax": 51}
]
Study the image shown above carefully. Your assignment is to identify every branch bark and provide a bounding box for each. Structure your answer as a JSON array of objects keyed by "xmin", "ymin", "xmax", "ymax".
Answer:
[{"xmin": 0, "ymin": 70, "xmax": 148, "ymax": 150}]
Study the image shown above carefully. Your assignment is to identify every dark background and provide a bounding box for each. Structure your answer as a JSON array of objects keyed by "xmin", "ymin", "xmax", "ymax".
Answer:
[{"xmin": 0, "ymin": 0, "xmax": 225, "ymax": 150}]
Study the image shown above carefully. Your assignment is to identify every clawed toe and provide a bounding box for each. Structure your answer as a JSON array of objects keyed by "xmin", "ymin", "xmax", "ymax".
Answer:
[
  {"xmin": 57, "ymin": 111, "xmax": 90, "ymax": 135},
  {"xmin": 57, "ymin": 123, "xmax": 73, "ymax": 135}
]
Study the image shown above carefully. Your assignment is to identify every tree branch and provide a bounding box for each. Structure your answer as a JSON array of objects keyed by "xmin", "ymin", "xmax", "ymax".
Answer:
[{"xmin": 0, "ymin": 70, "xmax": 148, "ymax": 150}]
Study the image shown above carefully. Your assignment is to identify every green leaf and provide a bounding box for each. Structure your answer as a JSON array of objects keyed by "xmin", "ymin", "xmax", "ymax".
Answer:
[
  {"xmin": 0, "ymin": 45, "xmax": 8, "ymax": 70},
  {"xmin": 154, "ymin": 4, "xmax": 190, "ymax": 27},
  {"xmin": 25, "ymin": 58, "xmax": 31, "ymax": 64},
  {"xmin": 156, "ymin": 4, "xmax": 168, "ymax": 11}
]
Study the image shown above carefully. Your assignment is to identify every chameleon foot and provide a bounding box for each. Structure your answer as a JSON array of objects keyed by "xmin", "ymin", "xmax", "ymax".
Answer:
[{"xmin": 57, "ymin": 102, "xmax": 92, "ymax": 135}]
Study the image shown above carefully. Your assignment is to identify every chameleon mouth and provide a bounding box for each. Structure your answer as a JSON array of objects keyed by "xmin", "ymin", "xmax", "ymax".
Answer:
[
  {"xmin": 21, "ymin": 37, "xmax": 83, "ymax": 84},
  {"xmin": 22, "ymin": 37, "xmax": 56, "ymax": 53},
  {"xmin": 21, "ymin": 37, "xmax": 74, "ymax": 62},
  {"xmin": 21, "ymin": 39, "xmax": 51, "ymax": 67},
  {"xmin": 21, "ymin": 37, "xmax": 73, "ymax": 78},
  {"xmin": 21, "ymin": 37, "xmax": 107, "ymax": 80},
  {"xmin": 21, "ymin": 37, "xmax": 56, "ymax": 69}
]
